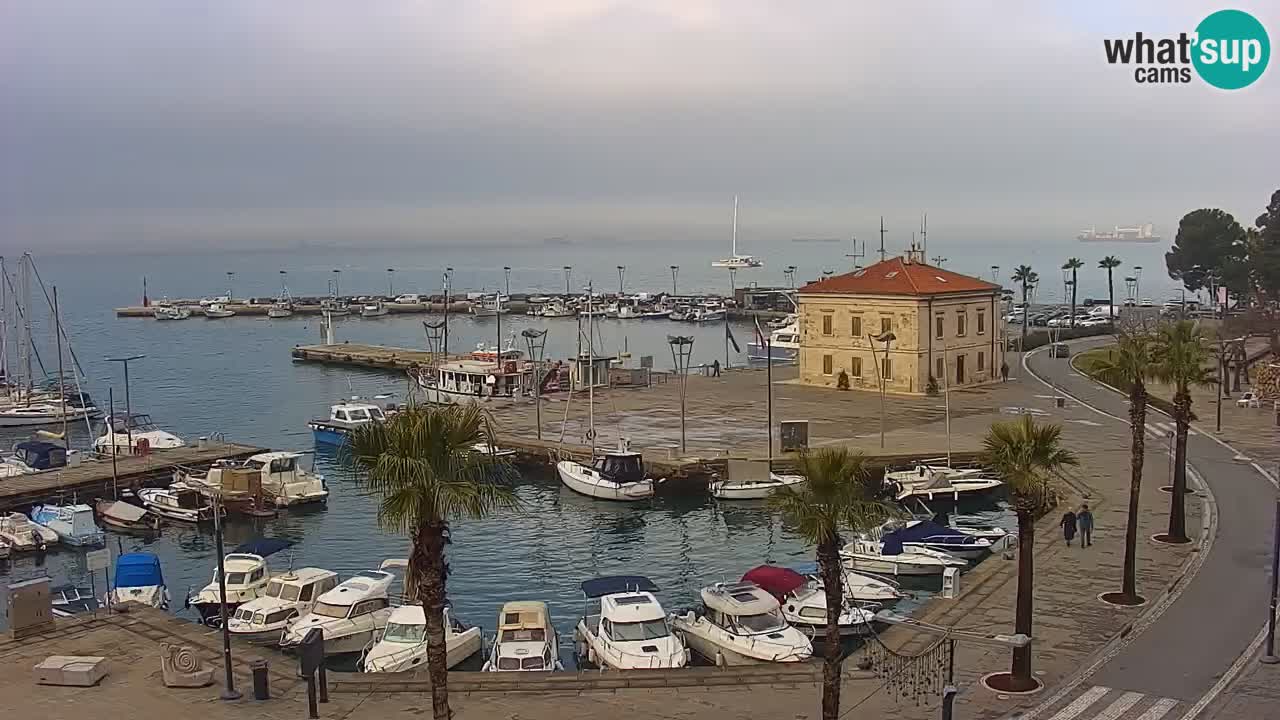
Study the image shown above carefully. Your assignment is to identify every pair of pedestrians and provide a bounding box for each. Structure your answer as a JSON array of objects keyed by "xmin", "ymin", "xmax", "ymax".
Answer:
[{"xmin": 1062, "ymin": 503, "xmax": 1094, "ymax": 547}]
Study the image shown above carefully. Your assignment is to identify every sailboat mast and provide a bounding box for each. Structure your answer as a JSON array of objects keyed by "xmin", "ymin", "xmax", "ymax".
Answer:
[
  {"xmin": 587, "ymin": 281, "xmax": 595, "ymax": 458},
  {"xmin": 731, "ymin": 195, "xmax": 739, "ymax": 257},
  {"xmin": 0, "ymin": 256, "xmax": 7, "ymax": 392},
  {"xmin": 55, "ymin": 285, "xmax": 68, "ymax": 450},
  {"xmin": 21, "ymin": 253, "xmax": 32, "ymax": 400}
]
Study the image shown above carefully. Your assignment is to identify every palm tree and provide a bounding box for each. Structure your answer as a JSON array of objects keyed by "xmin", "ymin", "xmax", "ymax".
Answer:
[
  {"xmin": 1091, "ymin": 330, "xmax": 1154, "ymax": 603},
  {"xmin": 1150, "ymin": 320, "xmax": 1215, "ymax": 543},
  {"xmin": 1098, "ymin": 256, "xmax": 1122, "ymax": 321},
  {"xmin": 982, "ymin": 415, "xmax": 1079, "ymax": 691},
  {"xmin": 347, "ymin": 404, "xmax": 518, "ymax": 720},
  {"xmin": 768, "ymin": 448, "xmax": 894, "ymax": 720},
  {"xmin": 1012, "ymin": 265, "xmax": 1039, "ymax": 349},
  {"xmin": 1063, "ymin": 258, "xmax": 1084, "ymax": 327}
]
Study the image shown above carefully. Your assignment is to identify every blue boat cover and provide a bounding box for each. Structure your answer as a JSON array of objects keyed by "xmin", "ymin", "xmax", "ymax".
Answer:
[
  {"xmin": 233, "ymin": 537, "xmax": 296, "ymax": 557},
  {"xmin": 884, "ymin": 521, "xmax": 981, "ymax": 546},
  {"xmin": 581, "ymin": 575, "xmax": 659, "ymax": 598},
  {"xmin": 115, "ymin": 553, "xmax": 164, "ymax": 588}
]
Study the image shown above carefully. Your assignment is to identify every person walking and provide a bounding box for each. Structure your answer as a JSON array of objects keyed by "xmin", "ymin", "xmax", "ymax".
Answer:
[
  {"xmin": 1061, "ymin": 509, "xmax": 1078, "ymax": 547},
  {"xmin": 1077, "ymin": 503, "xmax": 1094, "ymax": 547}
]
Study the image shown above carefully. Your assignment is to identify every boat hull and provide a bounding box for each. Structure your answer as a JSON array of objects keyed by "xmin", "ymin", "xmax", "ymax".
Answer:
[
  {"xmin": 0, "ymin": 407, "xmax": 100, "ymax": 427},
  {"xmin": 841, "ymin": 556, "xmax": 948, "ymax": 576},
  {"xmin": 309, "ymin": 423, "xmax": 349, "ymax": 446},
  {"xmin": 746, "ymin": 343, "xmax": 799, "ymax": 363},
  {"xmin": 557, "ymin": 461, "xmax": 655, "ymax": 502},
  {"xmin": 709, "ymin": 474, "xmax": 805, "ymax": 500},
  {"xmin": 363, "ymin": 628, "xmax": 483, "ymax": 672}
]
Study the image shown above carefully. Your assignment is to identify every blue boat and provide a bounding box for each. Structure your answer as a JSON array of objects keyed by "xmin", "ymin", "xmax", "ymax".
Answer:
[
  {"xmin": 880, "ymin": 520, "xmax": 994, "ymax": 561},
  {"xmin": 107, "ymin": 552, "xmax": 169, "ymax": 609},
  {"xmin": 30, "ymin": 504, "xmax": 105, "ymax": 547},
  {"xmin": 307, "ymin": 400, "xmax": 389, "ymax": 446},
  {"xmin": 13, "ymin": 441, "xmax": 67, "ymax": 470}
]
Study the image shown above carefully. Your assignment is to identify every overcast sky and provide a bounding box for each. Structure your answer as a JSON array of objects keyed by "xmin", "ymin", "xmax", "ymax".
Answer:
[{"xmin": 1, "ymin": 1, "xmax": 1277, "ymax": 254}]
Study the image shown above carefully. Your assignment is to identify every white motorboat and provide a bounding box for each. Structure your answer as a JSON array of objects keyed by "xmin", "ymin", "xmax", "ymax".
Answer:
[
  {"xmin": 839, "ymin": 537, "xmax": 967, "ymax": 577},
  {"xmin": 670, "ymin": 581, "xmax": 811, "ymax": 666},
  {"xmin": 308, "ymin": 399, "xmax": 389, "ymax": 446},
  {"xmin": 106, "ymin": 552, "xmax": 170, "ymax": 610},
  {"xmin": 362, "ymin": 604, "xmax": 484, "ymax": 672},
  {"xmin": 482, "ymin": 601, "xmax": 563, "ymax": 672},
  {"xmin": 742, "ymin": 566, "xmax": 878, "ymax": 638},
  {"xmin": 0, "ymin": 512, "xmax": 57, "ymax": 551},
  {"xmin": 30, "ymin": 504, "xmax": 104, "ymax": 547},
  {"xmin": 267, "ymin": 303, "xmax": 294, "ymax": 318},
  {"xmin": 470, "ymin": 294, "xmax": 509, "ymax": 317},
  {"xmin": 877, "ymin": 520, "xmax": 994, "ymax": 561},
  {"xmin": 574, "ymin": 576, "xmax": 688, "ymax": 670},
  {"xmin": 203, "ymin": 303, "xmax": 235, "ymax": 319},
  {"xmin": 228, "ymin": 568, "xmax": 340, "ymax": 645},
  {"xmin": 471, "ymin": 442, "xmax": 516, "ymax": 458},
  {"xmin": 360, "ymin": 301, "xmax": 390, "ymax": 318},
  {"xmin": 0, "ymin": 402, "xmax": 99, "ymax": 428},
  {"xmin": 747, "ymin": 324, "xmax": 800, "ymax": 363},
  {"xmin": 93, "ymin": 413, "xmax": 186, "ymax": 454},
  {"xmin": 557, "ymin": 439, "xmax": 658, "ymax": 502},
  {"xmin": 281, "ymin": 567, "xmax": 399, "ymax": 656},
  {"xmin": 834, "ymin": 570, "xmax": 905, "ymax": 606},
  {"xmin": 885, "ymin": 464, "xmax": 1003, "ymax": 502},
  {"xmin": 767, "ymin": 313, "xmax": 798, "ymax": 330},
  {"xmin": 537, "ymin": 300, "xmax": 576, "ymax": 318},
  {"xmin": 709, "ymin": 472, "xmax": 805, "ymax": 500},
  {"xmin": 138, "ymin": 487, "xmax": 217, "ymax": 523},
  {"xmin": 187, "ymin": 537, "xmax": 295, "ymax": 625},
  {"xmin": 688, "ymin": 305, "xmax": 726, "ymax": 322},
  {"xmin": 153, "ymin": 305, "xmax": 192, "ymax": 320},
  {"xmin": 180, "ymin": 452, "xmax": 329, "ymax": 508},
  {"xmin": 711, "ymin": 196, "xmax": 764, "ymax": 269}
]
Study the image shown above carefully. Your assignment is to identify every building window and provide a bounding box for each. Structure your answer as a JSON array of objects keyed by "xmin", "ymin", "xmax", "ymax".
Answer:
[
  {"xmin": 882, "ymin": 358, "xmax": 892, "ymax": 380},
  {"xmin": 822, "ymin": 354, "xmax": 833, "ymax": 375},
  {"xmin": 957, "ymin": 311, "xmax": 967, "ymax": 337},
  {"xmin": 977, "ymin": 310, "xmax": 986, "ymax": 335},
  {"xmin": 880, "ymin": 316, "xmax": 892, "ymax": 335},
  {"xmin": 978, "ymin": 351, "xmax": 986, "ymax": 372},
  {"xmin": 851, "ymin": 356, "xmax": 863, "ymax": 377},
  {"xmin": 935, "ymin": 357, "xmax": 944, "ymax": 380},
  {"xmin": 822, "ymin": 314, "xmax": 833, "ymax": 336},
  {"xmin": 851, "ymin": 315, "xmax": 862, "ymax": 337},
  {"xmin": 934, "ymin": 315, "xmax": 944, "ymax": 340}
]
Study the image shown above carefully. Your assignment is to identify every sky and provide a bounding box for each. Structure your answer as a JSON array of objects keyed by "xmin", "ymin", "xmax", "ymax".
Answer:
[{"xmin": 1, "ymin": 1, "xmax": 1278, "ymax": 254}]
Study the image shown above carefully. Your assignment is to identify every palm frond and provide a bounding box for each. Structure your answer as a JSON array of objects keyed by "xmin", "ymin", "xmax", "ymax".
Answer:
[
  {"xmin": 768, "ymin": 447, "xmax": 898, "ymax": 547},
  {"xmin": 1151, "ymin": 320, "xmax": 1217, "ymax": 391},
  {"xmin": 982, "ymin": 415, "xmax": 1078, "ymax": 513}
]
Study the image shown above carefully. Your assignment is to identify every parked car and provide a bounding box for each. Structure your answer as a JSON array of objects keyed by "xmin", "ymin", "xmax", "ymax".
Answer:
[
  {"xmin": 1078, "ymin": 316, "xmax": 1112, "ymax": 328},
  {"xmin": 393, "ymin": 294, "xmax": 422, "ymax": 304}
]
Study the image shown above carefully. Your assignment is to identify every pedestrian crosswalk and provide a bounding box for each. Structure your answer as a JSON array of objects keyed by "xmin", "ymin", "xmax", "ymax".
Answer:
[
  {"xmin": 1145, "ymin": 421, "xmax": 1196, "ymax": 440},
  {"xmin": 1032, "ymin": 685, "xmax": 1184, "ymax": 720}
]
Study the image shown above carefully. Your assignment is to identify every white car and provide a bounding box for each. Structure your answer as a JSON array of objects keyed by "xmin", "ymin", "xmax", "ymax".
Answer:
[
  {"xmin": 393, "ymin": 294, "xmax": 422, "ymax": 304},
  {"xmin": 1078, "ymin": 316, "xmax": 1112, "ymax": 328}
]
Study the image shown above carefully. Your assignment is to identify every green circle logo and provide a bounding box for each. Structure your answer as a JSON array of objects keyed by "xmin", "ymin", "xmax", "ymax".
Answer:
[{"xmin": 1193, "ymin": 9, "xmax": 1270, "ymax": 89}]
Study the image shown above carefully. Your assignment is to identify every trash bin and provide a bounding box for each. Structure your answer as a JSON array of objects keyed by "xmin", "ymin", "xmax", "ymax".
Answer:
[{"xmin": 250, "ymin": 658, "xmax": 270, "ymax": 700}]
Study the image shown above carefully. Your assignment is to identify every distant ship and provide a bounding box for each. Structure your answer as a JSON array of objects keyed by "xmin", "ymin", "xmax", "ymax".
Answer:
[{"xmin": 1077, "ymin": 223, "xmax": 1161, "ymax": 243}]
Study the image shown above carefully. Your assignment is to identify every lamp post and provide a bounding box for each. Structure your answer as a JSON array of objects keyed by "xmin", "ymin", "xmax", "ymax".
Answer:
[
  {"xmin": 442, "ymin": 267, "xmax": 453, "ymax": 357},
  {"xmin": 617, "ymin": 265, "xmax": 626, "ymax": 298},
  {"xmin": 387, "ymin": 268, "xmax": 395, "ymax": 297},
  {"xmin": 225, "ymin": 271, "xmax": 235, "ymax": 301},
  {"xmin": 522, "ymin": 329, "xmax": 548, "ymax": 440},
  {"xmin": 105, "ymin": 355, "xmax": 145, "ymax": 452},
  {"xmin": 725, "ymin": 267, "xmax": 737, "ymax": 368},
  {"xmin": 211, "ymin": 493, "xmax": 240, "ymax": 701},
  {"xmin": 991, "ymin": 265, "xmax": 1000, "ymax": 282},
  {"xmin": 1133, "ymin": 265, "xmax": 1143, "ymax": 303},
  {"xmin": 668, "ymin": 335, "xmax": 694, "ymax": 453},
  {"xmin": 784, "ymin": 265, "xmax": 797, "ymax": 289},
  {"xmin": 563, "ymin": 266, "xmax": 572, "ymax": 297},
  {"xmin": 332, "ymin": 269, "xmax": 341, "ymax": 299},
  {"xmin": 869, "ymin": 331, "xmax": 895, "ymax": 449},
  {"xmin": 1263, "ymin": 482, "xmax": 1279, "ymax": 664},
  {"xmin": 670, "ymin": 265, "xmax": 679, "ymax": 296},
  {"xmin": 503, "ymin": 266, "xmax": 511, "ymax": 298}
]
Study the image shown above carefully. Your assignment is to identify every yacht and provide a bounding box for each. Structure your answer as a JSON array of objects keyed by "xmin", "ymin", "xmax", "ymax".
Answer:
[
  {"xmin": 709, "ymin": 471, "xmax": 805, "ymax": 500},
  {"xmin": 741, "ymin": 566, "xmax": 878, "ymax": 638},
  {"xmin": 0, "ymin": 402, "xmax": 100, "ymax": 428},
  {"xmin": 482, "ymin": 601, "xmax": 563, "ymax": 672},
  {"xmin": 360, "ymin": 300, "xmax": 390, "ymax": 318},
  {"xmin": 557, "ymin": 439, "xmax": 659, "ymax": 502},
  {"xmin": 884, "ymin": 464, "xmax": 1004, "ymax": 502},
  {"xmin": 362, "ymin": 604, "xmax": 484, "ymax": 672},
  {"xmin": 412, "ymin": 357, "xmax": 534, "ymax": 407},
  {"xmin": 308, "ymin": 399, "xmax": 388, "ymax": 446},
  {"xmin": 711, "ymin": 196, "xmax": 764, "ymax": 269},
  {"xmin": 95, "ymin": 499, "xmax": 159, "ymax": 534},
  {"xmin": 280, "ymin": 567, "xmax": 398, "ymax": 656},
  {"xmin": 839, "ymin": 537, "xmax": 966, "ymax": 577},
  {"xmin": 203, "ymin": 303, "xmax": 235, "ymax": 319},
  {"xmin": 187, "ymin": 549, "xmax": 279, "ymax": 625},
  {"xmin": 153, "ymin": 305, "xmax": 192, "ymax": 320},
  {"xmin": 93, "ymin": 413, "xmax": 186, "ymax": 455},
  {"xmin": 878, "ymin": 520, "xmax": 994, "ymax": 561},
  {"xmin": 670, "ymin": 581, "xmax": 811, "ymax": 666},
  {"xmin": 178, "ymin": 452, "xmax": 329, "ymax": 508},
  {"xmin": 30, "ymin": 504, "xmax": 105, "ymax": 547},
  {"xmin": 767, "ymin": 313, "xmax": 798, "ymax": 330},
  {"xmin": 0, "ymin": 512, "xmax": 57, "ymax": 551},
  {"xmin": 106, "ymin": 552, "xmax": 170, "ymax": 609},
  {"xmin": 138, "ymin": 487, "xmax": 217, "ymax": 523},
  {"xmin": 228, "ymin": 568, "xmax": 340, "ymax": 645},
  {"xmin": 747, "ymin": 324, "xmax": 800, "ymax": 363},
  {"xmin": 574, "ymin": 576, "xmax": 688, "ymax": 670}
]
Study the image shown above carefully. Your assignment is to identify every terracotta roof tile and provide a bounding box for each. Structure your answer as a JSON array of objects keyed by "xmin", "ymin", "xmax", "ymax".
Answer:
[{"xmin": 799, "ymin": 257, "xmax": 1000, "ymax": 297}]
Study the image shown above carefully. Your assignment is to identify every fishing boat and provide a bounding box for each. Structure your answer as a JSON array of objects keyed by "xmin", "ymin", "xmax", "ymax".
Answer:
[
  {"xmin": 30, "ymin": 504, "xmax": 105, "ymax": 547},
  {"xmin": 93, "ymin": 413, "xmax": 186, "ymax": 454},
  {"xmin": 0, "ymin": 512, "xmax": 56, "ymax": 551},
  {"xmin": 153, "ymin": 305, "xmax": 192, "ymax": 320},
  {"xmin": 767, "ymin": 313, "xmax": 798, "ymax": 330},
  {"xmin": 320, "ymin": 298, "xmax": 350, "ymax": 317},
  {"xmin": 558, "ymin": 438, "xmax": 659, "ymax": 501},
  {"xmin": 280, "ymin": 566, "xmax": 399, "ymax": 656},
  {"xmin": 877, "ymin": 520, "xmax": 994, "ymax": 561},
  {"xmin": 741, "ymin": 566, "xmax": 878, "ymax": 638},
  {"xmin": 711, "ymin": 196, "xmax": 764, "ymax": 269},
  {"xmin": 51, "ymin": 586, "xmax": 100, "ymax": 618},
  {"xmin": 360, "ymin": 300, "xmax": 390, "ymax": 318},
  {"xmin": 884, "ymin": 464, "xmax": 1003, "ymax": 502},
  {"xmin": 670, "ymin": 581, "xmax": 811, "ymax": 666},
  {"xmin": 574, "ymin": 575, "xmax": 688, "ymax": 669},
  {"xmin": 177, "ymin": 451, "xmax": 329, "ymax": 508},
  {"xmin": 307, "ymin": 399, "xmax": 389, "ymax": 446},
  {"xmin": 186, "ymin": 538, "xmax": 295, "ymax": 626},
  {"xmin": 411, "ymin": 356, "xmax": 534, "ymax": 407},
  {"xmin": 839, "ymin": 537, "xmax": 966, "ymax": 577},
  {"xmin": 482, "ymin": 601, "xmax": 563, "ymax": 672},
  {"xmin": 137, "ymin": 487, "xmax": 217, "ymax": 523},
  {"xmin": 267, "ymin": 302, "xmax": 294, "ymax": 318},
  {"xmin": 747, "ymin": 324, "xmax": 800, "ymax": 363},
  {"xmin": 708, "ymin": 472, "xmax": 805, "ymax": 500},
  {"xmin": 95, "ymin": 499, "xmax": 159, "ymax": 534},
  {"xmin": 106, "ymin": 552, "xmax": 170, "ymax": 609},
  {"xmin": 470, "ymin": 294, "xmax": 509, "ymax": 318},
  {"xmin": 228, "ymin": 568, "xmax": 340, "ymax": 645},
  {"xmin": 362, "ymin": 604, "xmax": 484, "ymax": 672},
  {"xmin": 203, "ymin": 303, "xmax": 235, "ymax": 319}
]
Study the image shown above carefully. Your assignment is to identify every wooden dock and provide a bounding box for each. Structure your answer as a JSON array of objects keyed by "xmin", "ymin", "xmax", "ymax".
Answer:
[
  {"xmin": 0, "ymin": 441, "xmax": 265, "ymax": 511},
  {"xmin": 292, "ymin": 342, "xmax": 437, "ymax": 371}
]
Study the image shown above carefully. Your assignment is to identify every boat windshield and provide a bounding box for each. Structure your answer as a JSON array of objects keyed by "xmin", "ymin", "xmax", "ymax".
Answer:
[
  {"xmin": 382, "ymin": 622, "xmax": 426, "ymax": 644},
  {"xmin": 497, "ymin": 654, "xmax": 547, "ymax": 670},
  {"xmin": 500, "ymin": 628, "xmax": 546, "ymax": 642},
  {"xmin": 265, "ymin": 581, "xmax": 284, "ymax": 598},
  {"xmin": 311, "ymin": 601, "xmax": 350, "ymax": 619},
  {"xmin": 735, "ymin": 610, "xmax": 788, "ymax": 635},
  {"xmin": 606, "ymin": 619, "xmax": 670, "ymax": 642},
  {"xmin": 216, "ymin": 571, "xmax": 248, "ymax": 585},
  {"xmin": 369, "ymin": 407, "xmax": 385, "ymax": 420}
]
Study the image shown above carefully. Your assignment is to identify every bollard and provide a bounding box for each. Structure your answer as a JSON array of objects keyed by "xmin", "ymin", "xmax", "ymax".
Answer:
[{"xmin": 250, "ymin": 658, "xmax": 269, "ymax": 700}]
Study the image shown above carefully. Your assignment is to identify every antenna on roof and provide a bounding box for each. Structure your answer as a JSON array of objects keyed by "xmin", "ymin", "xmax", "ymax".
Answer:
[
  {"xmin": 878, "ymin": 216, "xmax": 887, "ymax": 263},
  {"xmin": 921, "ymin": 213, "xmax": 928, "ymax": 260},
  {"xmin": 846, "ymin": 235, "xmax": 866, "ymax": 268}
]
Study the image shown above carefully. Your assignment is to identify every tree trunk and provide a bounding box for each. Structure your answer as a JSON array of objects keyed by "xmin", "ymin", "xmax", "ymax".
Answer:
[
  {"xmin": 418, "ymin": 520, "xmax": 452, "ymax": 720},
  {"xmin": 1020, "ymin": 283, "xmax": 1029, "ymax": 349},
  {"xmin": 1069, "ymin": 269, "xmax": 1078, "ymax": 327},
  {"xmin": 1107, "ymin": 268, "xmax": 1115, "ymax": 321},
  {"xmin": 1011, "ymin": 509, "xmax": 1035, "ymax": 688},
  {"xmin": 1166, "ymin": 390, "xmax": 1190, "ymax": 543},
  {"xmin": 1233, "ymin": 344, "xmax": 1245, "ymax": 392},
  {"xmin": 1122, "ymin": 385, "xmax": 1147, "ymax": 598},
  {"xmin": 818, "ymin": 540, "xmax": 844, "ymax": 720}
]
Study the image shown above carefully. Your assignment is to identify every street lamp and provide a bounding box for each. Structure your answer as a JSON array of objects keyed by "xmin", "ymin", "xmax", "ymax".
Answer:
[
  {"xmin": 617, "ymin": 265, "xmax": 626, "ymax": 297},
  {"xmin": 225, "ymin": 271, "xmax": 235, "ymax": 301},
  {"xmin": 211, "ymin": 492, "xmax": 240, "ymax": 701},
  {"xmin": 670, "ymin": 265, "xmax": 679, "ymax": 296},
  {"xmin": 332, "ymin": 269, "xmax": 342, "ymax": 299},
  {"xmin": 105, "ymin": 355, "xmax": 145, "ymax": 452},
  {"xmin": 991, "ymin": 265, "xmax": 1000, "ymax": 282},
  {"xmin": 563, "ymin": 266, "xmax": 572, "ymax": 297},
  {"xmin": 1133, "ymin": 265, "xmax": 1143, "ymax": 303},
  {"xmin": 725, "ymin": 267, "xmax": 737, "ymax": 368},
  {"xmin": 869, "ymin": 331, "xmax": 895, "ymax": 449},
  {"xmin": 522, "ymin": 329, "xmax": 548, "ymax": 440},
  {"xmin": 442, "ymin": 267, "xmax": 454, "ymax": 357},
  {"xmin": 668, "ymin": 335, "xmax": 694, "ymax": 453},
  {"xmin": 785, "ymin": 265, "xmax": 797, "ymax": 289},
  {"xmin": 503, "ymin": 266, "xmax": 511, "ymax": 298},
  {"xmin": 387, "ymin": 268, "xmax": 395, "ymax": 297}
]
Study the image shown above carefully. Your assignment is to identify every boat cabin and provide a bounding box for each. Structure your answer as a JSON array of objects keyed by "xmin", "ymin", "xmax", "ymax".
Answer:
[
  {"xmin": 581, "ymin": 576, "xmax": 671, "ymax": 644},
  {"xmin": 309, "ymin": 570, "xmax": 394, "ymax": 620},
  {"xmin": 155, "ymin": 488, "xmax": 207, "ymax": 513},
  {"xmin": 431, "ymin": 359, "xmax": 532, "ymax": 399},
  {"xmin": 569, "ymin": 354, "xmax": 613, "ymax": 390},
  {"xmin": 13, "ymin": 440, "xmax": 66, "ymax": 470},
  {"xmin": 217, "ymin": 553, "xmax": 271, "ymax": 591},
  {"xmin": 329, "ymin": 402, "xmax": 386, "ymax": 425},
  {"xmin": 107, "ymin": 414, "xmax": 161, "ymax": 434},
  {"xmin": 699, "ymin": 582, "xmax": 789, "ymax": 636},
  {"xmin": 593, "ymin": 448, "xmax": 645, "ymax": 484},
  {"xmin": 232, "ymin": 568, "xmax": 338, "ymax": 627},
  {"xmin": 493, "ymin": 601, "xmax": 555, "ymax": 671}
]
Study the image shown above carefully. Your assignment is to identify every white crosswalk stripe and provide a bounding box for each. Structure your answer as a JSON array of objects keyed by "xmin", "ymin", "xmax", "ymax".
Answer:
[
  {"xmin": 1147, "ymin": 421, "xmax": 1196, "ymax": 437},
  {"xmin": 1047, "ymin": 686, "xmax": 1112, "ymax": 720},
  {"xmin": 1030, "ymin": 686, "xmax": 1183, "ymax": 720},
  {"xmin": 1134, "ymin": 698, "xmax": 1178, "ymax": 720},
  {"xmin": 1092, "ymin": 692, "xmax": 1144, "ymax": 720}
]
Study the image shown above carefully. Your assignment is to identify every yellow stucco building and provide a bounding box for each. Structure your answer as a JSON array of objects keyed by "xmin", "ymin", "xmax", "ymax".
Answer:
[{"xmin": 797, "ymin": 254, "xmax": 1005, "ymax": 394}]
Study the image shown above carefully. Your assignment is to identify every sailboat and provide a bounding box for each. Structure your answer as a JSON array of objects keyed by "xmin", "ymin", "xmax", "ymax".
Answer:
[{"xmin": 711, "ymin": 196, "xmax": 764, "ymax": 269}]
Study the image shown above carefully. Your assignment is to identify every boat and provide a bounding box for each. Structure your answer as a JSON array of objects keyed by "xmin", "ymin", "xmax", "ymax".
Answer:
[
  {"xmin": 411, "ymin": 357, "xmax": 534, "ymax": 407},
  {"xmin": 203, "ymin": 303, "xmax": 235, "ymax": 319},
  {"xmin": 688, "ymin": 304, "xmax": 726, "ymax": 322},
  {"xmin": 741, "ymin": 566, "xmax": 878, "ymax": 638},
  {"xmin": 138, "ymin": 487, "xmax": 217, "ymax": 523},
  {"xmin": 558, "ymin": 438, "xmax": 658, "ymax": 502},
  {"xmin": 228, "ymin": 568, "xmax": 340, "ymax": 645},
  {"xmin": 360, "ymin": 300, "xmax": 390, "ymax": 318},
  {"xmin": 267, "ymin": 302, "xmax": 294, "ymax": 318},
  {"xmin": 106, "ymin": 552, "xmax": 170, "ymax": 609},
  {"xmin": 767, "ymin": 313, "xmax": 798, "ymax": 330},
  {"xmin": 320, "ymin": 298, "xmax": 350, "ymax": 317},
  {"xmin": 471, "ymin": 442, "xmax": 516, "ymax": 458},
  {"xmin": 362, "ymin": 604, "xmax": 484, "ymax": 672},
  {"xmin": 470, "ymin": 294, "xmax": 509, "ymax": 317},
  {"xmin": 280, "ymin": 566, "xmax": 399, "ymax": 656},
  {"xmin": 668, "ymin": 305, "xmax": 692, "ymax": 322},
  {"xmin": 95, "ymin": 499, "xmax": 159, "ymax": 534},
  {"xmin": 187, "ymin": 538, "xmax": 295, "ymax": 626},
  {"xmin": 178, "ymin": 451, "xmax": 329, "ymax": 508},
  {"xmin": 30, "ymin": 504, "xmax": 105, "ymax": 547},
  {"xmin": 537, "ymin": 299, "xmax": 576, "ymax": 318},
  {"xmin": 307, "ymin": 399, "xmax": 388, "ymax": 446},
  {"xmin": 51, "ymin": 585, "xmax": 100, "ymax": 618},
  {"xmin": 1077, "ymin": 223, "xmax": 1161, "ymax": 243},
  {"xmin": 925, "ymin": 509, "xmax": 1012, "ymax": 548},
  {"xmin": 9, "ymin": 440, "xmax": 68, "ymax": 470},
  {"xmin": 0, "ymin": 536, "xmax": 10, "ymax": 561},
  {"xmin": 93, "ymin": 413, "xmax": 186, "ymax": 454},
  {"xmin": 670, "ymin": 581, "xmax": 812, "ymax": 665},
  {"xmin": 878, "ymin": 520, "xmax": 994, "ymax": 561},
  {"xmin": 711, "ymin": 196, "xmax": 764, "ymax": 268},
  {"xmin": 574, "ymin": 575, "xmax": 687, "ymax": 669},
  {"xmin": 0, "ymin": 403, "xmax": 99, "ymax": 428},
  {"xmin": 884, "ymin": 464, "xmax": 1004, "ymax": 502},
  {"xmin": 709, "ymin": 471, "xmax": 805, "ymax": 500},
  {"xmin": 839, "ymin": 537, "xmax": 966, "ymax": 577},
  {"xmin": 153, "ymin": 305, "xmax": 192, "ymax": 320},
  {"xmin": 482, "ymin": 601, "xmax": 563, "ymax": 672},
  {"xmin": 0, "ymin": 512, "xmax": 56, "ymax": 551},
  {"xmin": 0, "ymin": 454, "xmax": 34, "ymax": 477},
  {"xmin": 747, "ymin": 324, "xmax": 800, "ymax": 363}
]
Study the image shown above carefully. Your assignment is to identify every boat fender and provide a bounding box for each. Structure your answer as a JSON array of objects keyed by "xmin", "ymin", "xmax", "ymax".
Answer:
[{"xmin": 715, "ymin": 650, "xmax": 726, "ymax": 667}]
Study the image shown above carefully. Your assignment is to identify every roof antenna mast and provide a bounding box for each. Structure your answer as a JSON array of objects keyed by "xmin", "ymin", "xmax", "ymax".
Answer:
[
  {"xmin": 921, "ymin": 212, "xmax": 928, "ymax": 260},
  {"xmin": 878, "ymin": 216, "xmax": 887, "ymax": 263}
]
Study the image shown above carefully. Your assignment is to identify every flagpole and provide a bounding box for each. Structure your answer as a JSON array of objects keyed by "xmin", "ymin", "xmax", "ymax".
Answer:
[{"xmin": 766, "ymin": 331, "xmax": 773, "ymax": 463}]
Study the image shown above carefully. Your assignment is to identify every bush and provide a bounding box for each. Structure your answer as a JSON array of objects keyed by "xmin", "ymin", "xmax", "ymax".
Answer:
[{"xmin": 837, "ymin": 369, "xmax": 850, "ymax": 390}]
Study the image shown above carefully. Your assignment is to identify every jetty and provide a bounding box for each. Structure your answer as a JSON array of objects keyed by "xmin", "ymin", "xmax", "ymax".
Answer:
[{"xmin": 0, "ymin": 440, "xmax": 265, "ymax": 512}]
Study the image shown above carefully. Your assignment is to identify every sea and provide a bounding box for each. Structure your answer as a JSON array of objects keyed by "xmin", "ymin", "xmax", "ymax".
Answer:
[{"xmin": 0, "ymin": 238, "xmax": 1176, "ymax": 665}]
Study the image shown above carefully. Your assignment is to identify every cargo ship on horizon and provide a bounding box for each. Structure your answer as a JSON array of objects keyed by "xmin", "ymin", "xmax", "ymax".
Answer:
[{"xmin": 1077, "ymin": 223, "xmax": 1161, "ymax": 243}]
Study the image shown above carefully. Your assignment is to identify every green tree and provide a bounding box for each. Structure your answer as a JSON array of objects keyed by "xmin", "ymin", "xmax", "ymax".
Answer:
[
  {"xmin": 1098, "ymin": 256, "xmax": 1122, "ymax": 321},
  {"xmin": 1165, "ymin": 208, "xmax": 1246, "ymax": 294},
  {"xmin": 347, "ymin": 404, "xmax": 518, "ymax": 720},
  {"xmin": 768, "ymin": 448, "xmax": 894, "ymax": 720},
  {"xmin": 1252, "ymin": 190, "xmax": 1280, "ymax": 353},
  {"xmin": 1063, "ymin": 258, "xmax": 1084, "ymax": 326},
  {"xmin": 1012, "ymin": 265, "xmax": 1039, "ymax": 349},
  {"xmin": 982, "ymin": 415, "xmax": 1079, "ymax": 691},
  {"xmin": 1150, "ymin": 321, "xmax": 1215, "ymax": 543},
  {"xmin": 1090, "ymin": 331, "xmax": 1154, "ymax": 603}
]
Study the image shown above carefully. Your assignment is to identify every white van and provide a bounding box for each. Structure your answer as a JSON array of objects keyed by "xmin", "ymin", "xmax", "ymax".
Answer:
[{"xmin": 393, "ymin": 294, "xmax": 422, "ymax": 304}]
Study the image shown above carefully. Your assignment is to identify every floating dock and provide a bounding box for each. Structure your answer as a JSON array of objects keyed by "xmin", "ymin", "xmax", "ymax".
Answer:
[
  {"xmin": 291, "ymin": 342, "xmax": 438, "ymax": 371},
  {"xmin": 0, "ymin": 441, "xmax": 265, "ymax": 511}
]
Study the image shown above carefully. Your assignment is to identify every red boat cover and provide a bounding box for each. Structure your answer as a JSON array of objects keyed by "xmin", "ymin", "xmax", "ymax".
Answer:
[{"xmin": 741, "ymin": 565, "xmax": 806, "ymax": 599}]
